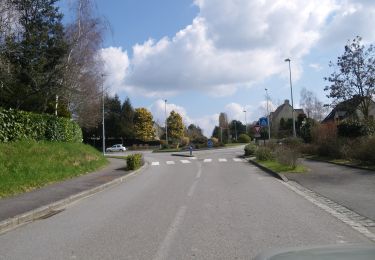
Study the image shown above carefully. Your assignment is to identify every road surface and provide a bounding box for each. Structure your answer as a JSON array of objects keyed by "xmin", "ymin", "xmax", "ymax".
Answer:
[{"xmin": 0, "ymin": 147, "xmax": 371, "ymax": 259}]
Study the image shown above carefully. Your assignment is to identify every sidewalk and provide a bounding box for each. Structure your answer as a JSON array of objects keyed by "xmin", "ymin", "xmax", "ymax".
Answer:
[
  {"xmin": 284, "ymin": 159, "xmax": 375, "ymax": 221},
  {"xmin": 0, "ymin": 158, "xmax": 129, "ymax": 223}
]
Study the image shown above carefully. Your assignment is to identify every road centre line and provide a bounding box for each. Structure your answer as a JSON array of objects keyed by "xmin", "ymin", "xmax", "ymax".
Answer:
[
  {"xmin": 187, "ymin": 180, "xmax": 198, "ymax": 197},
  {"xmin": 153, "ymin": 205, "xmax": 188, "ymax": 260}
]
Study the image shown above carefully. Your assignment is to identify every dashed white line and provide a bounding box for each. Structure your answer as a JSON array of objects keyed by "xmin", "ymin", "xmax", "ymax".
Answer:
[
  {"xmin": 180, "ymin": 160, "xmax": 191, "ymax": 164},
  {"xmin": 151, "ymin": 162, "xmax": 160, "ymax": 166},
  {"xmin": 166, "ymin": 161, "xmax": 175, "ymax": 165},
  {"xmin": 188, "ymin": 181, "xmax": 198, "ymax": 197},
  {"xmin": 233, "ymin": 158, "xmax": 243, "ymax": 162},
  {"xmin": 203, "ymin": 159, "xmax": 212, "ymax": 163},
  {"xmin": 189, "ymin": 157, "xmax": 197, "ymax": 160},
  {"xmin": 218, "ymin": 158, "xmax": 227, "ymax": 162},
  {"xmin": 153, "ymin": 206, "xmax": 187, "ymax": 260}
]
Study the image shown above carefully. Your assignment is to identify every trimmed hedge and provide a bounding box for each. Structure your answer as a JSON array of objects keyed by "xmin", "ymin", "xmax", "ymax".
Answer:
[
  {"xmin": 126, "ymin": 153, "xmax": 144, "ymax": 170},
  {"xmin": 244, "ymin": 143, "xmax": 257, "ymax": 156},
  {"xmin": 0, "ymin": 108, "xmax": 82, "ymax": 142}
]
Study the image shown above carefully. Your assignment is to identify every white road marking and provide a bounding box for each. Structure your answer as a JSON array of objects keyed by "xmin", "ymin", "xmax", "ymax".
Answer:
[
  {"xmin": 203, "ymin": 159, "xmax": 212, "ymax": 163},
  {"xmin": 166, "ymin": 161, "xmax": 175, "ymax": 165},
  {"xmin": 190, "ymin": 157, "xmax": 197, "ymax": 160},
  {"xmin": 151, "ymin": 162, "xmax": 160, "ymax": 166},
  {"xmin": 196, "ymin": 164, "xmax": 202, "ymax": 179},
  {"xmin": 188, "ymin": 181, "xmax": 198, "ymax": 197},
  {"xmin": 180, "ymin": 160, "xmax": 191, "ymax": 164},
  {"xmin": 233, "ymin": 158, "xmax": 243, "ymax": 162},
  {"xmin": 153, "ymin": 206, "xmax": 187, "ymax": 260},
  {"xmin": 218, "ymin": 158, "xmax": 227, "ymax": 162}
]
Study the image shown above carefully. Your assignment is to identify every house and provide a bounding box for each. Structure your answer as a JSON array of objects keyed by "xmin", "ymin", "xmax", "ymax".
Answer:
[
  {"xmin": 322, "ymin": 97, "xmax": 375, "ymax": 124},
  {"xmin": 270, "ymin": 99, "xmax": 305, "ymax": 136}
]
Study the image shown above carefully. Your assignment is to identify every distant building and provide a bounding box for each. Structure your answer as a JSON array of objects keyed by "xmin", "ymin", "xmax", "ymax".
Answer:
[
  {"xmin": 322, "ymin": 97, "xmax": 375, "ymax": 124},
  {"xmin": 270, "ymin": 99, "xmax": 305, "ymax": 137}
]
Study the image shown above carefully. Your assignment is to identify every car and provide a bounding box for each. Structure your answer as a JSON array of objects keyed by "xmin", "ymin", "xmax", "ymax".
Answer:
[{"xmin": 106, "ymin": 144, "xmax": 127, "ymax": 152}]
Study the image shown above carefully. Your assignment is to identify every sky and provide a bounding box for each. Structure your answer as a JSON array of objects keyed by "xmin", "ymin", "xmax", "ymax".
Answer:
[{"xmin": 60, "ymin": 0, "xmax": 375, "ymax": 136}]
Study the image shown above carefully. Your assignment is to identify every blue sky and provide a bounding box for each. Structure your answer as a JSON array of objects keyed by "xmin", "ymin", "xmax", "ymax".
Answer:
[{"xmin": 60, "ymin": 0, "xmax": 375, "ymax": 135}]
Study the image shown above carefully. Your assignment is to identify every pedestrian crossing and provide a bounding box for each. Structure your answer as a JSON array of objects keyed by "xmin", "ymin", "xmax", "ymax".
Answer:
[{"xmin": 150, "ymin": 158, "xmax": 247, "ymax": 166}]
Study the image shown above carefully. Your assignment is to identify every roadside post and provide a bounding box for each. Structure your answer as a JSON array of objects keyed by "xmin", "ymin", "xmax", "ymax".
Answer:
[{"xmin": 189, "ymin": 144, "xmax": 193, "ymax": 156}]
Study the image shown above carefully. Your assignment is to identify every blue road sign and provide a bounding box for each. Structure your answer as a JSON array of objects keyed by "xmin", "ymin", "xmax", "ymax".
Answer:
[
  {"xmin": 259, "ymin": 117, "xmax": 268, "ymax": 126},
  {"xmin": 207, "ymin": 139, "xmax": 213, "ymax": 148}
]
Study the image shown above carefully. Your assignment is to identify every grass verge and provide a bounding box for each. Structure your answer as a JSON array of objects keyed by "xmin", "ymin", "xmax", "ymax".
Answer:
[
  {"xmin": 255, "ymin": 159, "xmax": 307, "ymax": 173},
  {"xmin": 153, "ymin": 148, "xmax": 182, "ymax": 153},
  {"xmin": 225, "ymin": 143, "xmax": 248, "ymax": 147},
  {"xmin": 0, "ymin": 141, "xmax": 108, "ymax": 198}
]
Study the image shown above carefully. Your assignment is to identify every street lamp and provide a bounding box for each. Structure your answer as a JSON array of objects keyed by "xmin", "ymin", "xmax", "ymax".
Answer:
[
  {"xmin": 164, "ymin": 99, "xmax": 168, "ymax": 144},
  {"xmin": 101, "ymin": 74, "xmax": 106, "ymax": 155},
  {"xmin": 285, "ymin": 58, "xmax": 296, "ymax": 138},
  {"xmin": 243, "ymin": 110, "xmax": 247, "ymax": 134},
  {"xmin": 265, "ymin": 88, "xmax": 271, "ymax": 140}
]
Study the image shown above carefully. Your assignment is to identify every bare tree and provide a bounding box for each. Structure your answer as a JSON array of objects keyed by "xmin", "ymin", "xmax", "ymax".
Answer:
[
  {"xmin": 300, "ymin": 88, "xmax": 328, "ymax": 122},
  {"xmin": 62, "ymin": 0, "xmax": 108, "ymax": 128}
]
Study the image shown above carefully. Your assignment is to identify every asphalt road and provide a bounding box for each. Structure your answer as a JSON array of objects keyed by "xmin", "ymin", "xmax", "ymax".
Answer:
[{"xmin": 0, "ymin": 147, "xmax": 371, "ymax": 259}]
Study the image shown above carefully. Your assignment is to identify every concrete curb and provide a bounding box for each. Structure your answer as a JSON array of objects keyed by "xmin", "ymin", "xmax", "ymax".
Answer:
[
  {"xmin": 248, "ymin": 159, "xmax": 289, "ymax": 182},
  {"xmin": 0, "ymin": 163, "xmax": 148, "ymax": 235},
  {"xmin": 171, "ymin": 153, "xmax": 196, "ymax": 158}
]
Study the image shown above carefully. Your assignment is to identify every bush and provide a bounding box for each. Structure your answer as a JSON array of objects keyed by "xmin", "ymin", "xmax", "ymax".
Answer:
[
  {"xmin": 126, "ymin": 153, "xmax": 144, "ymax": 170},
  {"xmin": 352, "ymin": 137, "xmax": 375, "ymax": 164},
  {"xmin": 238, "ymin": 134, "xmax": 251, "ymax": 143},
  {"xmin": 0, "ymin": 108, "xmax": 82, "ymax": 143},
  {"xmin": 244, "ymin": 144, "xmax": 257, "ymax": 156},
  {"xmin": 255, "ymin": 146, "xmax": 274, "ymax": 161},
  {"xmin": 337, "ymin": 120, "xmax": 365, "ymax": 138},
  {"xmin": 180, "ymin": 136, "xmax": 190, "ymax": 147},
  {"xmin": 275, "ymin": 146, "xmax": 299, "ymax": 169}
]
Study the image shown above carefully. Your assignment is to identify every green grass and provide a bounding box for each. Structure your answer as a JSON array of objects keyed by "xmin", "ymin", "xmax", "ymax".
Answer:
[
  {"xmin": 255, "ymin": 159, "xmax": 307, "ymax": 173},
  {"xmin": 153, "ymin": 148, "xmax": 182, "ymax": 153},
  {"xmin": 0, "ymin": 141, "xmax": 108, "ymax": 198}
]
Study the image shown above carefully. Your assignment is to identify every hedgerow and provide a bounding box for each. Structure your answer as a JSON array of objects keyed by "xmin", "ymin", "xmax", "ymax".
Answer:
[{"xmin": 0, "ymin": 108, "xmax": 82, "ymax": 142}]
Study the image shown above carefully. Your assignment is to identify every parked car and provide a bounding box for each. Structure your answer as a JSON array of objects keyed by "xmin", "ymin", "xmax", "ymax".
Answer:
[{"xmin": 106, "ymin": 144, "xmax": 127, "ymax": 152}]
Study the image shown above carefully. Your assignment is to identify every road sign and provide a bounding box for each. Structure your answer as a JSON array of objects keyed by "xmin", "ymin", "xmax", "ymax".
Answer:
[
  {"xmin": 259, "ymin": 117, "xmax": 268, "ymax": 126},
  {"xmin": 254, "ymin": 133, "xmax": 261, "ymax": 138},
  {"xmin": 207, "ymin": 139, "xmax": 213, "ymax": 148},
  {"xmin": 254, "ymin": 125, "xmax": 261, "ymax": 133}
]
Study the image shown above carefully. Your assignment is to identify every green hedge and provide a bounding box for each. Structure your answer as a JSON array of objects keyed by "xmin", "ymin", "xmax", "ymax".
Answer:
[
  {"xmin": 126, "ymin": 153, "xmax": 144, "ymax": 170},
  {"xmin": 0, "ymin": 108, "xmax": 82, "ymax": 142},
  {"xmin": 244, "ymin": 143, "xmax": 257, "ymax": 156}
]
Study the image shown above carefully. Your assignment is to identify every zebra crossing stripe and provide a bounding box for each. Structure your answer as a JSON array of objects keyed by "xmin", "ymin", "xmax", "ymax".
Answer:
[
  {"xmin": 166, "ymin": 161, "xmax": 175, "ymax": 165},
  {"xmin": 203, "ymin": 159, "xmax": 212, "ymax": 163},
  {"xmin": 218, "ymin": 158, "xmax": 227, "ymax": 162},
  {"xmin": 180, "ymin": 160, "xmax": 191, "ymax": 164},
  {"xmin": 233, "ymin": 158, "xmax": 243, "ymax": 162},
  {"xmin": 151, "ymin": 162, "xmax": 160, "ymax": 166}
]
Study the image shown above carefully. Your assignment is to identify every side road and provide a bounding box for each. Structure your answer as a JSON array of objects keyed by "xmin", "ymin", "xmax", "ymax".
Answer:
[
  {"xmin": 284, "ymin": 159, "xmax": 375, "ymax": 221},
  {"xmin": 0, "ymin": 158, "xmax": 139, "ymax": 225}
]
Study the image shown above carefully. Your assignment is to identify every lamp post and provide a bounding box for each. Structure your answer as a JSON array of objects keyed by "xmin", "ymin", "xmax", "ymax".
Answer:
[
  {"xmin": 243, "ymin": 110, "xmax": 247, "ymax": 134},
  {"xmin": 265, "ymin": 88, "xmax": 271, "ymax": 140},
  {"xmin": 164, "ymin": 99, "xmax": 168, "ymax": 144},
  {"xmin": 285, "ymin": 58, "xmax": 296, "ymax": 138},
  {"xmin": 101, "ymin": 74, "xmax": 106, "ymax": 155}
]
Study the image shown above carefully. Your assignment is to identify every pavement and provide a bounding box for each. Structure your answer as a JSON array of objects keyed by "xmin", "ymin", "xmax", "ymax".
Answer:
[
  {"xmin": 284, "ymin": 159, "xmax": 375, "ymax": 221},
  {"xmin": 0, "ymin": 147, "xmax": 373, "ymax": 259}
]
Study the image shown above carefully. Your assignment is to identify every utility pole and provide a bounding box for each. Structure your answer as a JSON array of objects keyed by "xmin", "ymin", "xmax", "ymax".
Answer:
[
  {"xmin": 243, "ymin": 110, "xmax": 247, "ymax": 134},
  {"xmin": 285, "ymin": 58, "xmax": 296, "ymax": 137},
  {"xmin": 164, "ymin": 99, "xmax": 168, "ymax": 144},
  {"xmin": 102, "ymin": 74, "xmax": 106, "ymax": 155},
  {"xmin": 265, "ymin": 88, "xmax": 271, "ymax": 140}
]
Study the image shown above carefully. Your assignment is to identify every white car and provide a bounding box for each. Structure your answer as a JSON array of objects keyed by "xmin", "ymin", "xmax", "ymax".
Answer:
[{"xmin": 106, "ymin": 144, "xmax": 127, "ymax": 152}]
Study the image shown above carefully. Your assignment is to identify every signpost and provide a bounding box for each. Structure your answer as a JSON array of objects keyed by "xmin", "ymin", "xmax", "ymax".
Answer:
[
  {"xmin": 259, "ymin": 117, "xmax": 268, "ymax": 127},
  {"xmin": 207, "ymin": 139, "xmax": 213, "ymax": 148},
  {"xmin": 254, "ymin": 125, "xmax": 261, "ymax": 138}
]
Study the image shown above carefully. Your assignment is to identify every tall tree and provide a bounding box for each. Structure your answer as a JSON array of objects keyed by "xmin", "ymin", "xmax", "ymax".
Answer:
[
  {"xmin": 167, "ymin": 110, "xmax": 185, "ymax": 143},
  {"xmin": 134, "ymin": 108, "xmax": 155, "ymax": 141},
  {"xmin": 300, "ymin": 88, "xmax": 328, "ymax": 121},
  {"xmin": 324, "ymin": 36, "xmax": 375, "ymax": 120},
  {"xmin": 104, "ymin": 94, "xmax": 122, "ymax": 138},
  {"xmin": 63, "ymin": 0, "xmax": 106, "ymax": 127},
  {"xmin": 229, "ymin": 120, "xmax": 246, "ymax": 140},
  {"xmin": 120, "ymin": 97, "xmax": 135, "ymax": 139},
  {"xmin": 0, "ymin": 0, "xmax": 67, "ymax": 113}
]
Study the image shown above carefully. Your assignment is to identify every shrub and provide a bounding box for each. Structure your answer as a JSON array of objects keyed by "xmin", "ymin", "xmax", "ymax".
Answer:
[
  {"xmin": 126, "ymin": 153, "xmax": 144, "ymax": 170},
  {"xmin": 180, "ymin": 136, "xmax": 190, "ymax": 147},
  {"xmin": 337, "ymin": 120, "xmax": 365, "ymax": 138},
  {"xmin": 352, "ymin": 137, "xmax": 375, "ymax": 164},
  {"xmin": 255, "ymin": 146, "xmax": 274, "ymax": 161},
  {"xmin": 238, "ymin": 134, "xmax": 251, "ymax": 143},
  {"xmin": 299, "ymin": 143, "xmax": 318, "ymax": 155},
  {"xmin": 0, "ymin": 108, "xmax": 82, "ymax": 143},
  {"xmin": 275, "ymin": 146, "xmax": 299, "ymax": 169},
  {"xmin": 244, "ymin": 143, "xmax": 257, "ymax": 156},
  {"xmin": 317, "ymin": 140, "xmax": 341, "ymax": 158}
]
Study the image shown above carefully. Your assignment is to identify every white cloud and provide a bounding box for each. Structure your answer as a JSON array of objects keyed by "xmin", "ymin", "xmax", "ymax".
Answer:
[
  {"xmin": 309, "ymin": 63, "xmax": 323, "ymax": 71},
  {"xmin": 100, "ymin": 0, "xmax": 375, "ymax": 97},
  {"xmin": 150, "ymin": 99, "xmax": 192, "ymax": 126}
]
